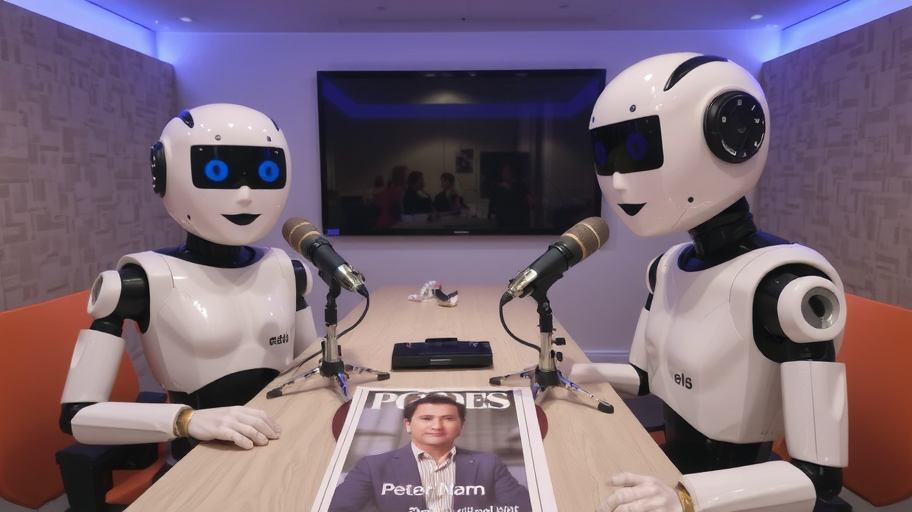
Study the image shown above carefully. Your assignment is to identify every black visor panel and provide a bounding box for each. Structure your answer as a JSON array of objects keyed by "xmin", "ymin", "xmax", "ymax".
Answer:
[
  {"xmin": 191, "ymin": 145, "xmax": 287, "ymax": 190},
  {"xmin": 591, "ymin": 115, "xmax": 664, "ymax": 176}
]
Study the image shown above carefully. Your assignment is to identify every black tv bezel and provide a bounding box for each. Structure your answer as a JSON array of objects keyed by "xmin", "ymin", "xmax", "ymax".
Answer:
[{"xmin": 316, "ymin": 68, "xmax": 606, "ymax": 237}]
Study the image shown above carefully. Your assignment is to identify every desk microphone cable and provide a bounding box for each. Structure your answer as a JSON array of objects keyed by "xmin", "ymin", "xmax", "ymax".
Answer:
[
  {"xmin": 274, "ymin": 294, "xmax": 371, "ymax": 380},
  {"xmin": 499, "ymin": 301, "xmax": 541, "ymax": 354}
]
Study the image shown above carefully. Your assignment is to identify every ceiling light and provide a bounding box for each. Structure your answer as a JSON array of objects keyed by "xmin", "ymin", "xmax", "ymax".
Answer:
[
  {"xmin": 750, "ymin": 14, "xmax": 763, "ymax": 20},
  {"xmin": 179, "ymin": 16, "xmax": 192, "ymax": 22}
]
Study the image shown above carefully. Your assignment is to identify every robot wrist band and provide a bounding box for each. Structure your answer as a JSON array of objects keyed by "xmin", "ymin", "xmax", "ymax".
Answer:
[
  {"xmin": 174, "ymin": 408, "xmax": 194, "ymax": 438},
  {"xmin": 675, "ymin": 483, "xmax": 695, "ymax": 512}
]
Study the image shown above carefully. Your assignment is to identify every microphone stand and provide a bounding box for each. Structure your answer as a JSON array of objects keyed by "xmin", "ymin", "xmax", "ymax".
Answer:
[
  {"xmin": 489, "ymin": 279, "xmax": 614, "ymax": 414},
  {"xmin": 267, "ymin": 279, "xmax": 389, "ymax": 400}
]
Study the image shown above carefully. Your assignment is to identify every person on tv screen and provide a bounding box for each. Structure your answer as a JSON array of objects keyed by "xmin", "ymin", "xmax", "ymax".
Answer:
[
  {"xmin": 402, "ymin": 170, "xmax": 437, "ymax": 219},
  {"xmin": 488, "ymin": 164, "xmax": 534, "ymax": 228},
  {"xmin": 328, "ymin": 394, "xmax": 533, "ymax": 512},
  {"xmin": 434, "ymin": 172, "xmax": 465, "ymax": 215},
  {"xmin": 374, "ymin": 164, "xmax": 408, "ymax": 228}
]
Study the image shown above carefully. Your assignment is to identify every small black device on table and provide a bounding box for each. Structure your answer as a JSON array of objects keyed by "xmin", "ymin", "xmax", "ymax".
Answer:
[{"xmin": 391, "ymin": 337, "xmax": 493, "ymax": 370}]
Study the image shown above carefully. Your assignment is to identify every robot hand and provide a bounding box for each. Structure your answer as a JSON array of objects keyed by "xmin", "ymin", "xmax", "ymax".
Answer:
[
  {"xmin": 598, "ymin": 473, "xmax": 683, "ymax": 512},
  {"xmin": 187, "ymin": 406, "xmax": 282, "ymax": 449}
]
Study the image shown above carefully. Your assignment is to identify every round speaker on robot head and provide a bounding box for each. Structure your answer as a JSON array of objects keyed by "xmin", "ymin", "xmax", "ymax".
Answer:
[
  {"xmin": 150, "ymin": 141, "xmax": 166, "ymax": 197},
  {"xmin": 703, "ymin": 90, "xmax": 766, "ymax": 164}
]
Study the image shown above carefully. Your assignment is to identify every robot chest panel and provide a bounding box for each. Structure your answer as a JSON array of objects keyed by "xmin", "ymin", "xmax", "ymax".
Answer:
[
  {"xmin": 646, "ymin": 256, "xmax": 748, "ymax": 373},
  {"xmin": 645, "ymin": 251, "xmax": 783, "ymax": 441},
  {"xmin": 153, "ymin": 259, "xmax": 295, "ymax": 358}
]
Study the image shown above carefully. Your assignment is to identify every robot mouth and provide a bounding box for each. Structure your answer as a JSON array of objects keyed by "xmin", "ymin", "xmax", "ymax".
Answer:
[
  {"xmin": 618, "ymin": 203, "xmax": 645, "ymax": 216},
  {"xmin": 223, "ymin": 214, "xmax": 261, "ymax": 226}
]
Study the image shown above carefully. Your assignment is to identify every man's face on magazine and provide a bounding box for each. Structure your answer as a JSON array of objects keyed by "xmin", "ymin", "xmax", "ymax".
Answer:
[{"xmin": 405, "ymin": 403, "xmax": 464, "ymax": 450}]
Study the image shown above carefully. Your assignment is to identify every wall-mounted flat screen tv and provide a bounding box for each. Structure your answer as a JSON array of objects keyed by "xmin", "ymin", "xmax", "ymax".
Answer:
[{"xmin": 317, "ymin": 69, "xmax": 605, "ymax": 236}]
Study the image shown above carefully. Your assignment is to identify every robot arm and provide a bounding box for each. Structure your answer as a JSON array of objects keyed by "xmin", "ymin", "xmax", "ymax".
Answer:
[
  {"xmin": 678, "ymin": 371, "xmax": 847, "ymax": 511},
  {"xmin": 774, "ymin": 273, "xmax": 848, "ymax": 499},
  {"xmin": 60, "ymin": 267, "xmax": 188, "ymax": 444},
  {"xmin": 292, "ymin": 259, "xmax": 320, "ymax": 357},
  {"xmin": 61, "ymin": 265, "xmax": 283, "ymax": 448},
  {"xmin": 675, "ymin": 271, "xmax": 848, "ymax": 512}
]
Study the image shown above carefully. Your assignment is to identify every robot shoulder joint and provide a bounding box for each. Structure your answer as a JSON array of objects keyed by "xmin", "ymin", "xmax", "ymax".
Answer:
[
  {"xmin": 87, "ymin": 266, "xmax": 150, "ymax": 321},
  {"xmin": 88, "ymin": 270, "xmax": 123, "ymax": 319},
  {"xmin": 776, "ymin": 274, "xmax": 845, "ymax": 343}
]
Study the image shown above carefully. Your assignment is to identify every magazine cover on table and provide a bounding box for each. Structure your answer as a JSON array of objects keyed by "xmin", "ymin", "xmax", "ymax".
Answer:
[{"xmin": 311, "ymin": 387, "xmax": 557, "ymax": 512}]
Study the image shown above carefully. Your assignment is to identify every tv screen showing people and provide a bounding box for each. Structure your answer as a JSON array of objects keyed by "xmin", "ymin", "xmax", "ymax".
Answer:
[{"xmin": 317, "ymin": 69, "xmax": 605, "ymax": 236}]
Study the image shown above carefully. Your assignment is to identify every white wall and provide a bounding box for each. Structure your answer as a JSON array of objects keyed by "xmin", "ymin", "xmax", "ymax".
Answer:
[{"xmin": 156, "ymin": 29, "xmax": 777, "ymax": 361}]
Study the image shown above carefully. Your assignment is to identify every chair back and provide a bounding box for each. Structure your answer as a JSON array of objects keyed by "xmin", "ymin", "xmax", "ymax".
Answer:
[
  {"xmin": 0, "ymin": 291, "xmax": 139, "ymax": 509},
  {"xmin": 837, "ymin": 293, "xmax": 912, "ymax": 506}
]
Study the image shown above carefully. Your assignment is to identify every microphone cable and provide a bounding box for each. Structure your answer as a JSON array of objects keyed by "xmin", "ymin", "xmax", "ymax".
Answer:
[
  {"xmin": 276, "ymin": 293, "xmax": 371, "ymax": 378},
  {"xmin": 499, "ymin": 300, "xmax": 541, "ymax": 354},
  {"xmin": 337, "ymin": 293, "xmax": 369, "ymax": 339}
]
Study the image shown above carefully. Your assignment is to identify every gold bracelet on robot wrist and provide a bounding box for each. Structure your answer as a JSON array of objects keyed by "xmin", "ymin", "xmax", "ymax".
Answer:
[
  {"xmin": 174, "ymin": 408, "xmax": 194, "ymax": 438},
  {"xmin": 675, "ymin": 483, "xmax": 695, "ymax": 512}
]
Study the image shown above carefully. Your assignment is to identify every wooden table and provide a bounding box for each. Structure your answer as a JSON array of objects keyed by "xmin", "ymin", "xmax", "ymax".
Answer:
[{"xmin": 126, "ymin": 284, "xmax": 680, "ymax": 511}]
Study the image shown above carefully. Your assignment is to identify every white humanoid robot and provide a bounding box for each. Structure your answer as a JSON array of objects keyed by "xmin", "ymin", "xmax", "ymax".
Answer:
[
  {"xmin": 574, "ymin": 54, "xmax": 849, "ymax": 512},
  {"xmin": 59, "ymin": 104, "xmax": 319, "ymax": 461}
]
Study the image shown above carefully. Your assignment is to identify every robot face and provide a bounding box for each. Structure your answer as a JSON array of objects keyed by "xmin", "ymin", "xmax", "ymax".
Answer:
[
  {"xmin": 589, "ymin": 53, "xmax": 769, "ymax": 237},
  {"xmin": 157, "ymin": 104, "xmax": 292, "ymax": 246}
]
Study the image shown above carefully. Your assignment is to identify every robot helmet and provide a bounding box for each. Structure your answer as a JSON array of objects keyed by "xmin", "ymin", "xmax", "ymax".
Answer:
[
  {"xmin": 151, "ymin": 103, "xmax": 291, "ymax": 246},
  {"xmin": 589, "ymin": 53, "xmax": 769, "ymax": 237}
]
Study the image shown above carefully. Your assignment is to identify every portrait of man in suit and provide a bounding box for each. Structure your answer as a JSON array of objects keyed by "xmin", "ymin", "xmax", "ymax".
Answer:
[{"xmin": 328, "ymin": 394, "xmax": 533, "ymax": 512}]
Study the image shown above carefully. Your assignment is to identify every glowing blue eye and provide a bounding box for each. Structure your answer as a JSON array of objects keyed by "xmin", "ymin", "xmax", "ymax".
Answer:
[
  {"xmin": 625, "ymin": 132, "xmax": 648, "ymax": 160},
  {"xmin": 204, "ymin": 159, "xmax": 229, "ymax": 182},
  {"xmin": 593, "ymin": 141, "xmax": 607, "ymax": 166},
  {"xmin": 258, "ymin": 161, "xmax": 280, "ymax": 183}
]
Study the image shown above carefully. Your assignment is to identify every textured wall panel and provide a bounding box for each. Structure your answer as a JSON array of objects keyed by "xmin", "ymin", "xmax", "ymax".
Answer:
[
  {"xmin": 0, "ymin": 3, "xmax": 182, "ymax": 311},
  {"xmin": 757, "ymin": 9, "xmax": 912, "ymax": 309}
]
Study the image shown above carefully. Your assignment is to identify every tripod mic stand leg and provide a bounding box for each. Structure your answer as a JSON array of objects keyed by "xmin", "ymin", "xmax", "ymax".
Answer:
[
  {"xmin": 267, "ymin": 358, "xmax": 391, "ymax": 400},
  {"xmin": 489, "ymin": 366, "xmax": 536, "ymax": 386},
  {"xmin": 490, "ymin": 364, "xmax": 613, "ymax": 413},
  {"xmin": 344, "ymin": 364, "xmax": 390, "ymax": 381},
  {"xmin": 266, "ymin": 365, "xmax": 323, "ymax": 398},
  {"xmin": 556, "ymin": 369, "xmax": 614, "ymax": 413},
  {"xmin": 330, "ymin": 366, "xmax": 390, "ymax": 400}
]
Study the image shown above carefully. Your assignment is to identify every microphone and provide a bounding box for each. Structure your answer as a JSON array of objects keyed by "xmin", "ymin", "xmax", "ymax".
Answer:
[
  {"xmin": 503, "ymin": 217, "xmax": 609, "ymax": 304},
  {"xmin": 282, "ymin": 218, "xmax": 368, "ymax": 297}
]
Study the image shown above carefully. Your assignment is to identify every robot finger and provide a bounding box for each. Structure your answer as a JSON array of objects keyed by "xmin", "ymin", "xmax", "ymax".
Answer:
[
  {"xmin": 229, "ymin": 430, "xmax": 255, "ymax": 450},
  {"xmin": 238, "ymin": 411, "xmax": 281, "ymax": 439},
  {"xmin": 607, "ymin": 472, "xmax": 651, "ymax": 487},
  {"xmin": 601, "ymin": 485, "xmax": 644, "ymax": 512},
  {"xmin": 232, "ymin": 422, "xmax": 270, "ymax": 447}
]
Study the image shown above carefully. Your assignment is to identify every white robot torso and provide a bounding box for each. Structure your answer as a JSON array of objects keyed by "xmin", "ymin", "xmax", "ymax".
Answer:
[
  {"xmin": 644, "ymin": 242, "xmax": 845, "ymax": 444},
  {"xmin": 119, "ymin": 247, "xmax": 298, "ymax": 394}
]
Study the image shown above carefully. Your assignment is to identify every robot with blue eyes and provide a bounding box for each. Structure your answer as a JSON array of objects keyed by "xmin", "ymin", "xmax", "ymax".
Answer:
[
  {"xmin": 59, "ymin": 104, "xmax": 319, "ymax": 459},
  {"xmin": 574, "ymin": 54, "xmax": 849, "ymax": 512}
]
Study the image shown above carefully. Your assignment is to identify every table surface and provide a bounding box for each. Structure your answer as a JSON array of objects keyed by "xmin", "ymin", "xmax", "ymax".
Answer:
[{"xmin": 125, "ymin": 284, "xmax": 680, "ymax": 511}]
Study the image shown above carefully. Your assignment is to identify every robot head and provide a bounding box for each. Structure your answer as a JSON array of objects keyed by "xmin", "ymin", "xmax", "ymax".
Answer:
[
  {"xmin": 589, "ymin": 53, "xmax": 769, "ymax": 237},
  {"xmin": 150, "ymin": 103, "xmax": 291, "ymax": 246}
]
